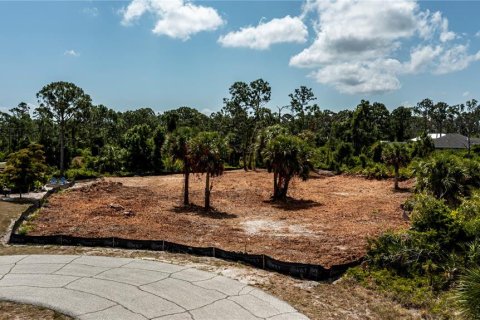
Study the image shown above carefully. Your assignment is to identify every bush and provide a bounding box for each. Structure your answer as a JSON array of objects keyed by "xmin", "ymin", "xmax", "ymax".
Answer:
[
  {"xmin": 162, "ymin": 156, "xmax": 183, "ymax": 173},
  {"xmin": 347, "ymin": 267, "xmax": 435, "ymax": 308},
  {"xmin": 65, "ymin": 168, "xmax": 100, "ymax": 181},
  {"xmin": 367, "ymin": 231, "xmax": 442, "ymax": 274},
  {"xmin": 414, "ymin": 154, "xmax": 469, "ymax": 204},
  {"xmin": 332, "ymin": 142, "xmax": 354, "ymax": 168},
  {"xmin": 456, "ymin": 268, "xmax": 480, "ymax": 319},
  {"xmin": 410, "ymin": 194, "xmax": 463, "ymax": 246},
  {"xmin": 362, "ymin": 163, "xmax": 390, "ymax": 179}
]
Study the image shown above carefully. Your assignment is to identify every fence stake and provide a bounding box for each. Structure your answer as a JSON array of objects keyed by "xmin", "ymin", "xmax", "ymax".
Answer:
[
  {"xmin": 262, "ymin": 255, "xmax": 265, "ymax": 269},
  {"xmin": 212, "ymin": 247, "xmax": 215, "ymax": 257},
  {"xmin": 162, "ymin": 240, "xmax": 165, "ymax": 251}
]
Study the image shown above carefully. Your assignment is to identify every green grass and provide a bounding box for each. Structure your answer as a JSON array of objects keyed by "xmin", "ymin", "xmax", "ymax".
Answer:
[{"xmin": 346, "ymin": 267, "xmax": 458, "ymax": 318}]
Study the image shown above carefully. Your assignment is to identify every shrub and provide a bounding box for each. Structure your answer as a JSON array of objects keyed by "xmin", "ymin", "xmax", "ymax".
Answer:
[
  {"xmin": 414, "ymin": 154, "xmax": 469, "ymax": 204},
  {"xmin": 65, "ymin": 168, "xmax": 100, "ymax": 181},
  {"xmin": 332, "ymin": 142, "xmax": 354, "ymax": 168},
  {"xmin": 367, "ymin": 231, "xmax": 442, "ymax": 274},
  {"xmin": 362, "ymin": 163, "xmax": 390, "ymax": 179},
  {"xmin": 410, "ymin": 194, "xmax": 462, "ymax": 246},
  {"xmin": 369, "ymin": 142, "xmax": 384, "ymax": 163},
  {"xmin": 456, "ymin": 268, "xmax": 480, "ymax": 319}
]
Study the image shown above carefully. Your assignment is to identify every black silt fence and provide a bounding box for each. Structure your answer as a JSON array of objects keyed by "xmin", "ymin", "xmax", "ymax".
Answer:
[{"xmin": 9, "ymin": 233, "xmax": 361, "ymax": 281}]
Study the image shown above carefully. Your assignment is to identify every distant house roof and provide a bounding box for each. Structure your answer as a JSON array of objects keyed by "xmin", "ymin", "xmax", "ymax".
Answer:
[
  {"xmin": 411, "ymin": 133, "xmax": 446, "ymax": 142},
  {"xmin": 420, "ymin": 133, "xmax": 480, "ymax": 149}
]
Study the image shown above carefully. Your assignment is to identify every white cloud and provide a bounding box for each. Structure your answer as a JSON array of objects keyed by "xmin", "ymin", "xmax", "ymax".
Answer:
[
  {"xmin": 435, "ymin": 45, "xmax": 480, "ymax": 74},
  {"xmin": 64, "ymin": 50, "xmax": 80, "ymax": 57},
  {"xmin": 310, "ymin": 59, "xmax": 402, "ymax": 94},
  {"xmin": 404, "ymin": 45, "xmax": 443, "ymax": 73},
  {"xmin": 463, "ymin": 91, "xmax": 470, "ymax": 97},
  {"xmin": 218, "ymin": 16, "xmax": 308, "ymax": 50},
  {"xmin": 476, "ymin": 31, "xmax": 480, "ymax": 38},
  {"xmin": 288, "ymin": 0, "xmax": 479, "ymax": 94},
  {"xmin": 121, "ymin": 0, "xmax": 224, "ymax": 40},
  {"xmin": 82, "ymin": 7, "xmax": 99, "ymax": 17}
]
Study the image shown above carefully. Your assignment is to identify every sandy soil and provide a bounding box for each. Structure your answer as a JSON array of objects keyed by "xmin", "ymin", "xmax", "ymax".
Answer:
[{"xmin": 29, "ymin": 170, "xmax": 412, "ymax": 267}]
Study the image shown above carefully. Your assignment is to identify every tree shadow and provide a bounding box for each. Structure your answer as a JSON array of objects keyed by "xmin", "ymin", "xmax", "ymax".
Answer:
[
  {"xmin": 264, "ymin": 198, "xmax": 322, "ymax": 211},
  {"xmin": 393, "ymin": 187, "xmax": 412, "ymax": 193},
  {"xmin": 172, "ymin": 204, "xmax": 237, "ymax": 219}
]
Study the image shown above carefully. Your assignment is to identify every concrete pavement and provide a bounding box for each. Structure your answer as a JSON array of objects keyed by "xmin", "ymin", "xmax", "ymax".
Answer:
[{"xmin": 0, "ymin": 255, "xmax": 308, "ymax": 320}]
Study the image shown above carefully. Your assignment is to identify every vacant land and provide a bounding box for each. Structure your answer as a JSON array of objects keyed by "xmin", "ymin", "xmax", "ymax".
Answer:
[{"xmin": 28, "ymin": 171, "xmax": 411, "ymax": 267}]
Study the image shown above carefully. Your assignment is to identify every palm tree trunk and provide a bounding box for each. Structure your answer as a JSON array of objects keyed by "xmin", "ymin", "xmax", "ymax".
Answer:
[
  {"xmin": 273, "ymin": 171, "xmax": 278, "ymax": 199},
  {"xmin": 280, "ymin": 176, "xmax": 291, "ymax": 201},
  {"xmin": 205, "ymin": 171, "xmax": 210, "ymax": 210}
]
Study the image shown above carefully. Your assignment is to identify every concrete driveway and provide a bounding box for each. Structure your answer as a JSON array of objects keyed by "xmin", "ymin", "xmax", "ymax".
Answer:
[{"xmin": 0, "ymin": 255, "xmax": 308, "ymax": 320}]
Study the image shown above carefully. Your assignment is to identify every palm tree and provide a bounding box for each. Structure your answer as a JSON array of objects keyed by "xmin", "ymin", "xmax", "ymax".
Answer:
[
  {"xmin": 381, "ymin": 142, "xmax": 410, "ymax": 190},
  {"xmin": 162, "ymin": 127, "xmax": 194, "ymax": 206},
  {"xmin": 189, "ymin": 132, "xmax": 229, "ymax": 210},
  {"xmin": 262, "ymin": 134, "xmax": 312, "ymax": 201},
  {"xmin": 456, "ymin": 268, "xmax": 480, "ymax": 319},
  {"xmin": 414, "ymin": 154, "xmax": 468, "ymax": 204}
]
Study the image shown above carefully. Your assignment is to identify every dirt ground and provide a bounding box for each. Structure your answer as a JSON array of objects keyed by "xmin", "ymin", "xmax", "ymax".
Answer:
[
  {"xmin": 28, "ymin": 170, "xmax": 411, "ymax": 267},
  {"xmin": 0, "ymin": 301, "xmax": 72, "ymax": 320},
  {"xmin": 0, "ymin": 200, "xmax": 422, "ymax": 320}
]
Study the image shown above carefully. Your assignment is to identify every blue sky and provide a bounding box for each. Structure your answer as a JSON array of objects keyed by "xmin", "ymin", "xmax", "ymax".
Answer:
[{"xmin": 0, "ymin": 0, "xmax": 479, "ymax": 114}]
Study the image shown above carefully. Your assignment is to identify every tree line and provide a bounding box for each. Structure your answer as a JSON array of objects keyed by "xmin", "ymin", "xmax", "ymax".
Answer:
[{"xmin": 0, "ymin": 80, "xmax": 479, "ymax": 201}]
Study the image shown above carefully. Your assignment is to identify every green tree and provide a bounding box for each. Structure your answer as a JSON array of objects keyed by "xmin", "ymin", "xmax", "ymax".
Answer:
[
  {"xmin": 36, "ymin": 82, "xmax": 91, "ymax": 175},
  {"xmin": 430, "ymin": 101, "xmax": 452, "ymax": 135},
  {"xmin": 151, "ymin": 126, "xmax": 166, "ymax": 173},
  {"xmin": 95, "ymin": 144, "xmax": 126, "ymax": 174},
  {"xmin": 222, "ymin": 79, "xmax": 271, "ymax": 170},
  {"xmin": 382, "ymin": 143, "xmax": 410, "ymax": 189},
  {"xmin": 189, "ymin": 132, "xmax": 229, "ymax": 210},
  {"xmin": 254, "ymin": 124, "xmax": 289, "ymax": 168},
  {"xmin": 289, "ymin": 86, "xmax": 316, "ymax": 133},
  {"xmin": 123, "ymin": 124, "xmax": 153, "ymax": 172},
  {"xmin": 351, "ymin": 100, "xmax": 390, "ymax": 154},
  {"xmin": 457, "ymin": 99, "xmax": 480, "ymax": 155},
  {"xmin": 3, "ymin": 144, "xmax": 48, "ymax": 197},
  {"xmin": 163, "ymin": 127, "xmax": 195, "ymax": 205},
  {"xmin": 390, "ymin": 106, "xmax": 412, "ymax": 141},
  {"xmin": 414, "ymin": 98, "xmax": 434, "ymax": 134},
  {"xmin": 262, "ymin": 134, "xmax": 313, "ymax": 201}
]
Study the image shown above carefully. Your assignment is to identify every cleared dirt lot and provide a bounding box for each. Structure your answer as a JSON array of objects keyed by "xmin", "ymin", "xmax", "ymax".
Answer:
[{"xmin": 28, "ymin": 170, "xmax": 411, "ymax": 267}]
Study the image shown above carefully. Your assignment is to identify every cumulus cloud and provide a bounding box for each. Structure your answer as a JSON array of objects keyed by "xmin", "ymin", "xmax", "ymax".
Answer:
[
  {"xmin": 218, "ymin": 15, "xmax": 308, "ymax": 50},
  {"xmin": 64, "ymin": 50, "xmax": 80, "ymax": 57},
  {"xmin": 435, "ymin": 45, "xmax": 480, "ymax": 74},
  {"xmin": 310, "ymin": 59, "xmax": 402, "ymax": 94},
  {"xmin": 404, "ymin": 45, "xmax": 443, "ymax": 73},
  {"xmin": 121, "ymin": 0, "xmax": 224, "ymax": 40},
  {"xmin": 287, "ymin": 0, "xmax": 479, "ymax": 94}
]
